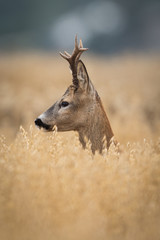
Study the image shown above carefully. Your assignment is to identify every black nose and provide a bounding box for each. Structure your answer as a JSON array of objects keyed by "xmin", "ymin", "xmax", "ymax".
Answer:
[
  {"xmin": 35, "ymin": 118, "xmax": 43, "ymax": 127},
  {"xmin": 35, "ymin": 118, "xmax": 51, "ymax": 130}
]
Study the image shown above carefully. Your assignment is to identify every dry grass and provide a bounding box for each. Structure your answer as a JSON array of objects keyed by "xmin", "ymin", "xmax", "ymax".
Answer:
[{"xmin": 0, "ymin": 52, "xmax": 160, "ymax": 240}]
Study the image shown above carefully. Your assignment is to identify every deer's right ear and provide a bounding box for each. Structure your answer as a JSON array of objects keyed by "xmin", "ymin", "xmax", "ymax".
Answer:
[{"xmin": 77, "ymin": 60, "xmax": 91, "ymax": 91}]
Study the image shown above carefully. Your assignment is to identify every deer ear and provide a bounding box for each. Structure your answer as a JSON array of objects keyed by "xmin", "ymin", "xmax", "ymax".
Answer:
[{"xmin": 77, "ymin": 60, "xmax": 90, "ymax": 90}]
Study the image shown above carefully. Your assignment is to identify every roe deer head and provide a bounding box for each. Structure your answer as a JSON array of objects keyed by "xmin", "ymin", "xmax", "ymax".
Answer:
[{"xmin": 35, "ymin": 36, "xmax": 114, "ymax": 154}]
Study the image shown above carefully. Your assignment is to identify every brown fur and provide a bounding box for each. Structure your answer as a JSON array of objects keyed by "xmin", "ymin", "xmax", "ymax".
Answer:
[
  {"xmin": 35, "ymin": 41, "xmax": 114, "ymax": 154},
  {"xmin": 78, "ymin": 91, "xmax": 114, "ymax": 154}
]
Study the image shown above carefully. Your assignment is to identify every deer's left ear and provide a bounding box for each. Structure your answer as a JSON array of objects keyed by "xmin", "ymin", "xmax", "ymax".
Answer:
[{"xmin": 77, "ymin": 60, "xmax": 91, "ymax": 91}]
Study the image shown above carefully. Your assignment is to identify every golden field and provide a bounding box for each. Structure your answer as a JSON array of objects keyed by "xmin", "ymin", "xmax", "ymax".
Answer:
[{"xmin": 0, "ymin": 52, "xmax": 160, "ymax": 240}]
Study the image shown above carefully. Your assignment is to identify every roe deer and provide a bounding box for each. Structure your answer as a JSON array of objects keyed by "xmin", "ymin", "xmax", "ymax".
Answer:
[{"xmin": 35, "ymin": 36, "xmax": 114, "ymax": 154}]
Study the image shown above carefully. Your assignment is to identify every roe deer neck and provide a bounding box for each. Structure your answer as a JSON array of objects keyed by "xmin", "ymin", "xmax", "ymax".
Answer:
[{"xmin": 78, "ymin": 92, "xmax": 114, "ymax": 154}]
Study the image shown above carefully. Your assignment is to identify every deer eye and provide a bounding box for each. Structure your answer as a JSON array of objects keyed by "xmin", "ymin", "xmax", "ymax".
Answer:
[{"xmin": 61, "ymin": 101, "xmax": 69, "ymax": 107}]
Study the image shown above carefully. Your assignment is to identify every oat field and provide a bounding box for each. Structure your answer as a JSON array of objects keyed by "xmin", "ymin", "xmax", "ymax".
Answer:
[{"xmin": 0, "ymin": 52, "xmax": 160, "ymax": 240}]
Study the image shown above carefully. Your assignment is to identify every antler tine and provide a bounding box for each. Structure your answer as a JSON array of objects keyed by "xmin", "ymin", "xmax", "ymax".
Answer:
[
  {"xmin": 79, "ymin": 39, "xmax": 83, "ymax": 48},
  {"xmin": 59, "ymin": 52, "xmax": 68, "ymax": 60},
  {"xmin": 64, "ymin": 51, "xmax": 71, "ymax": 57},
  {"xmin": 60, "ymin": 36, "xmax": 88, "ymax": 62},
  {"xmin": 74, "ymin": 35, "xmax": 79, "ymax": 51},
  {"xmin": 59, "ymin": 35, "xmax": 88, "ymax": 87},
  {"xmin": 72, "ymin": 35, "xmax": 88, "ymax": 61}
]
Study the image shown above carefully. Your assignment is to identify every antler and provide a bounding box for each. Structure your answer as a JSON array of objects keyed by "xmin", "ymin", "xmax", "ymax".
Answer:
[{"xmin": 59, "ymin": 35, "xmax": 88, "ymax": 87}]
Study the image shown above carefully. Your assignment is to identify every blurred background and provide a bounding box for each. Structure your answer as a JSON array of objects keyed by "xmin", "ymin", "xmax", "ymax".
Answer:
[
  {"xmin": 0, "ymin": 2, "xmax": 160, "ymax": 239},
  {"xmin": 0, "ymin": 0, "xmax": 160, "ymax": 54},
  {"xmin": 0, "ymin": 0, "xmax": 160, "ymax": 143}
]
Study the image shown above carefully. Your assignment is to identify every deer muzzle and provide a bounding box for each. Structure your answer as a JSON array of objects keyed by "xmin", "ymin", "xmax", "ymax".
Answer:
[{"xmin": 35, "ymin": 118, "xmax": 53, "ymax": 131}]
